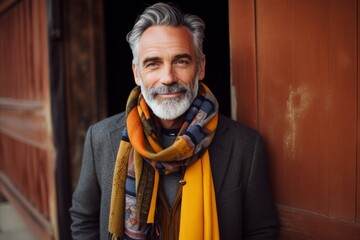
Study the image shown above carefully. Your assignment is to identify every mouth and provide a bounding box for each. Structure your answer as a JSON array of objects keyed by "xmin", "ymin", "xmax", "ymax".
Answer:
[
  {"xmin": 156, "ymin": 90, "xmax": 186, "ymax": 99},
  {"xmin": 152, "ymin": 85, "xmax": 187, "ymax": 100}
]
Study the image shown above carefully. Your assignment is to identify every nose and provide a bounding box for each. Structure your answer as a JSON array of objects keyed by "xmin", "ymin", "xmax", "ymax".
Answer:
[{"xmin": 159, "ymin": 65, "xmax": 177, "ymax": 85}]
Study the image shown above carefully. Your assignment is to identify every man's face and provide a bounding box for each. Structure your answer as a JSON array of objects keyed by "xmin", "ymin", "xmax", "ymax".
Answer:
[{"xmin": 132, "ymin": 26, "xmax": 205, "ymax": 121}]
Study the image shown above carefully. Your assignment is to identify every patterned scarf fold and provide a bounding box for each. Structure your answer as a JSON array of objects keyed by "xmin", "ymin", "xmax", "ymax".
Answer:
[{"xmin": 108, "ymin": 82, "xmax": 220, "ymax": 240}]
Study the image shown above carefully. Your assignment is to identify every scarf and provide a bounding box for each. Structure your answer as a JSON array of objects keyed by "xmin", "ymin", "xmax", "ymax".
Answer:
[{"xmin": 108, "ymin": 82, "xmax": 220, "ymax": 240}]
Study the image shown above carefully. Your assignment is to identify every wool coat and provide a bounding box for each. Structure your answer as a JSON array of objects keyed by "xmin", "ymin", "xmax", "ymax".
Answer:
[{"xmin": 70, "ymin": 112, "xmax": 280, "ymax": 240}]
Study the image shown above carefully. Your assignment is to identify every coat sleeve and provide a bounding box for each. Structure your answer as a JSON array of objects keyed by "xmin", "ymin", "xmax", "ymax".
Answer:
[
  {"xmin": 243, "ymin": 134, "xmax": 280, "ymax": 239},
  {"xmin": 69, "ymin": 125, "xmax": 101, "ymax": 240}
]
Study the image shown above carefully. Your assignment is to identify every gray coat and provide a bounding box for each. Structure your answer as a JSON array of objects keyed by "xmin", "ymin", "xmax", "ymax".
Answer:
[{"xmin": 70, "ymin": 112, "xmax": 279, "ymax": 239}]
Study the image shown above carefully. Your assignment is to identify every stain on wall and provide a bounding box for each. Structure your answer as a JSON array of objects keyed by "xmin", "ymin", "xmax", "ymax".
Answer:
[{"xmin": 285, "ymin": 85, "xmax": 312, "ymax": 160}]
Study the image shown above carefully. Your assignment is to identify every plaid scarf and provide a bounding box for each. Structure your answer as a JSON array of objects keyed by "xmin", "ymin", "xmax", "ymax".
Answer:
[{"xmin": 108, "ymin": 82, "xmax": 220, "ymax": 240}]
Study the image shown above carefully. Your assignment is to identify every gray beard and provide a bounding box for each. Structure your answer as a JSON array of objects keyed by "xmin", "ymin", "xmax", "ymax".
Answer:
[{"xmin": 139, "ymin": 78, "xmax": 199, "ymax": 120}]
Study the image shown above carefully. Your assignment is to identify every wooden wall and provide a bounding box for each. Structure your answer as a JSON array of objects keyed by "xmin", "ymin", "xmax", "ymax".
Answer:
[
  {"xmin": 0, "ymin": 0, "xmax": 57, "ymax": 239},
  {"xmin": 229, "ymin": 0, "xmax": 360, "ymax": 239}
]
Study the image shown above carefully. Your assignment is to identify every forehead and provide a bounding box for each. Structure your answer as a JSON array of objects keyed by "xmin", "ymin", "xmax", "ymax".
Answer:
[{"xmin": 138, "ymin": 26, "xmax": 195, "ymax": 58}]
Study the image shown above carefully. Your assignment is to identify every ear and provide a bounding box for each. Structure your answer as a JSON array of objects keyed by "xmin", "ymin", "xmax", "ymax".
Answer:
[
  {"xmin": 198, "ymin": 55, "xmax": 206, "ymax": 81},
  {"xmin": 132, "ymin": 64, "xmax": 140, "ymax": 85}
]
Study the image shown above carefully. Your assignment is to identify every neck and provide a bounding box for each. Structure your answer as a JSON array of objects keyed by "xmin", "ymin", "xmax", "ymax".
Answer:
[{"xmin": 158, "ymin": 115, "xmax": 185, "ymax": 129}]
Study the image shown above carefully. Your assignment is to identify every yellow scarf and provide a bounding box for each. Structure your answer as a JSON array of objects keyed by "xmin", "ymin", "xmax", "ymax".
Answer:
[{"xmin": 109, "ymin": 82, "xmax": 220, "ymax": 240}]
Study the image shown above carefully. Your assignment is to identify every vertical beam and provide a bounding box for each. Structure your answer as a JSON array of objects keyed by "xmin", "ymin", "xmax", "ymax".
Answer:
[
  {"xmin": 228, "ymin": 0, "xmax": 258, "ymax": 128},
  {"xmin": 47, "ymin": 0, "xmax": 70, "ymax": 239}
]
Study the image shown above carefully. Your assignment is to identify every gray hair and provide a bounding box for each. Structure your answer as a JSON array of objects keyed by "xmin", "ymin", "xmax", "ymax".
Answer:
[{"xmin": 126, "ymin": 2, "xmax": 205, "ymax": 67}]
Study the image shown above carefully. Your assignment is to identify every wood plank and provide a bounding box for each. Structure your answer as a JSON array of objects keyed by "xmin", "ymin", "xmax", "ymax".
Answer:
[
  {"xmin": 62, "ymin": 0, "xmax": 107, "ymax": 188},
  {"xmin": 278, "ymin": 205, "xmax": 360, "ymax": 240},
  {"xmin": 0, "ymin": 172, "xmax": 53, "ymax": 240},
  {"xmin": 357, "ymin": 0, "xmax": 360, "ymax": 224},
  {"xmin": 0, "ymin": 133, "xmax": 50, "ymax": 214},
  {"xmin": 327, "ymin": 0, "xmax": 357, "ymax": 220},
  {"xmin": 0, "ymin": 98, "xmax": 48, "ymax": 149},
  {"xmin": 228, "ymin": 0, "xmax": 258, "ymax": 128}
]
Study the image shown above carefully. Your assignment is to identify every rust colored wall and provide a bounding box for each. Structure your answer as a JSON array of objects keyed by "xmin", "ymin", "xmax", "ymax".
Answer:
[{"xmin": 229, "ymin": 0, "xmax": 360, "ymax": 239}]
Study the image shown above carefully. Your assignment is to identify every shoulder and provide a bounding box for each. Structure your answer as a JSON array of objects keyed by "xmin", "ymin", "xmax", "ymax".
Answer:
[
  {"xmin": 216, "ymin": 113, "xmax": 261, "ymax": 142},
  {"xmin": 84, "ymin": 112, "xmax": 126, "ymax": 145},
  {"xmin": 89, "ymin": 112, "xmax": 126, "ymax": 134},
  {"xmin": 212, "ymin": 113, "xmax": 264, "ymax": 156}
]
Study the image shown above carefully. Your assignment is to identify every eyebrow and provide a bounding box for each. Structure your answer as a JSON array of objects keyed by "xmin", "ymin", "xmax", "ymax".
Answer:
[
  {"xmin": 142, "ymin": 53, "xmax": 193, "ymax": 67},
  {"xmin": 142, "ymin": 57, "xmax": 160, "ymax": 67},
  {"xmin": 174, "ymin": 53, "xmax": 192, "ymax": 61}
]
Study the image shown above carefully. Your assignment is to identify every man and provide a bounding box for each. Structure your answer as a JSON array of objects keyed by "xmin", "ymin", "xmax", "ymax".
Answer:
[{"xmin": 70, "ymin": 2, "xmax": 279, "ymax": 240}]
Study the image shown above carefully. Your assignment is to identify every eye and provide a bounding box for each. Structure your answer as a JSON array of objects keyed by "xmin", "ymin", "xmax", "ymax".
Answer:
[
  {"xmin": 176, "ymin": 59, "xmax": 190, "ymax": 65},
  {"xmin": 145, "ymin": 61, "xmax": 159, "ymax": 69}
]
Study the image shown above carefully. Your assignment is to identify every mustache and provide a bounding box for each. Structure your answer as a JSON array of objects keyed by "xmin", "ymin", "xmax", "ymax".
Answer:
[{"xmin": 149, "ymin": 84, "xmax": 189, "ymax": 96}]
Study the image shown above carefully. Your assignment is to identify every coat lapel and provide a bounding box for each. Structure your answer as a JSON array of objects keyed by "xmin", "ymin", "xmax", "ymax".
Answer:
[
  {"xmin": 209, "ymin": 114, "xmax": 232, "ymax": 195},
  {"xmin": 109, "ymin": 113, "xmax": 126, "ymax": 162}
]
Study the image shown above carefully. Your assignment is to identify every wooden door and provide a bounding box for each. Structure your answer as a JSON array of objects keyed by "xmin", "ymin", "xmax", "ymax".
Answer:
[
  {"xmin": 229, "ymin": 0, "xmax": 360, "ymax": 239},
  {"xmin": 0, "ymin": 0, "xmax": 58, "ymax": 239}
]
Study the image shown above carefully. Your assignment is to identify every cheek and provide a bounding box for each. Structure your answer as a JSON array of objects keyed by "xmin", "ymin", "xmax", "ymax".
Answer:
[
  {"xmin": 139, "ymin": 72, "xmax": 157, "ymax": 88},
  {"xmin": 180, "ymin": 72, "xmax": 198, "ymax": 87},
  {"xmin": 174, "ymin": 67, "xmax": 197, "ymax": 82}
]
